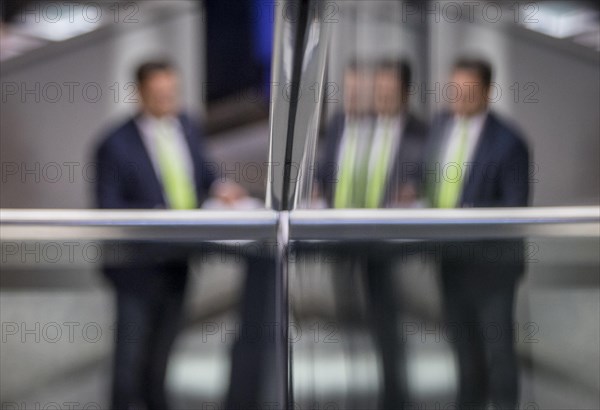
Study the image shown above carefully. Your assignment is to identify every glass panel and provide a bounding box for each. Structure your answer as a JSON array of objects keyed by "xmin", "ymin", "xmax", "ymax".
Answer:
[
  {"xmin": 287, "ymin": 0, "xmax": 599, "ymax": 209},
  {"xmin": 2, "ymin": 1, "xmax": 279, "ymax": 408},
  {"xmin": 289, "ymin": 234, "xmax": 600, "ymax": 409},
  {"xmin": 0, "ymin": 234, "xmax": 282, "ymax": 409},
  {"xmin": 284, "ymin": 0, "xmax": 600, "ymax": 409},
  {"xmin": 3, "ymin": 2, "xmax": 600, "ymax": 410},
  {"xmin": 293, "ymin": 0, "xmax": 429, "ymax": 210}
]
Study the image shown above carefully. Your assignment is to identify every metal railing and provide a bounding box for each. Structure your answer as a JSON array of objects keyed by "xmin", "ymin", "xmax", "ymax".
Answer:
[
  {"xmin": 0, "ymin": 209, "xmax": 279, "ymax": 241},
  {"xmin": 289, "ymin": 207, "xmax": 600, "ymax": 240},
  {"xmin": 2, "ymin": 207, "xmax": 598, "ymax": 241}
]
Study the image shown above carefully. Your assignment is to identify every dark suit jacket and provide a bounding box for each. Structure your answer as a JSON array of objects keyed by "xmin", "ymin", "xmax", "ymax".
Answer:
[
  {"xmin": 95, "ymin": 113, "xmax": 216, "ymax": 209},
  {"xmin": 94, "ymin": 113, "xmax": 217, "ymax": 294},
  {"xmin": 425, "ymin": 111, "xmax": 530, "ymax": 208},
  {"xmin": 425, "ymin": 111, "xmax": 531, "ymax": 277},
  {"xmin": 317, "ymin": 112, "xmax": 428, "ymax": 208}
]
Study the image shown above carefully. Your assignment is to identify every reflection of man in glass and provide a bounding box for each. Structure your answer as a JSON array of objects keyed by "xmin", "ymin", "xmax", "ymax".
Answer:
[
  {"xmin": 319, "ymin": 59, "xmax": 375, "ymax": 207},
  {"xmin": 320, "ymin": 59, "xmax": 426, "ymax": 208},
  {"xmin": 371, "ymin": 59, "xmax": 428, "ymax": 207},
  {"xmin": 318, "ymin": 60, "xmax": 373, "ymax": 206},
  {"xmin": 95, "ymin": 60, "xmax": 243, "ymax": 410},
  {"xmin": 318, "ymin": 59, "xmax": 427, "ymax": 410},
  {"xmin": 427, "ymin": 58, "xmax": 530, "ymax": 409}
]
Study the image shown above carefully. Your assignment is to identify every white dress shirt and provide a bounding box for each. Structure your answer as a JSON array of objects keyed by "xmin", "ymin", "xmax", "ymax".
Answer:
[
  {"xmin": 441, "ymin": 111, "xmax": 488, "ymax": 168},
  {"xmin": 135, "ymin": 114, "xmax": 196, "ymax": 189}
]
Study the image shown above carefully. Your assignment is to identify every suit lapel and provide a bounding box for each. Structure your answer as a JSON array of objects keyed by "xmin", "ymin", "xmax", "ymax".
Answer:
[
  {"xmin": 460, "ymin": 113, "xmax": 496, "ymax": 207},
  {"xmin": 128, "ymin": 118, "xmax": 167, "ymax": 205},
  {"xmin": 178, "ymin": 114, "xmax": 205, "ymax": 202},
  {"xmin": 426, "ymin": 114, "xmax": 453, "ymax": 206},
  {"xmin": 397, "ymin": 114, "xmax": 422, "ymax": 166},
  {"xmin": 383, "ymin": 115, "xmax": 420, "ymax": 206}
]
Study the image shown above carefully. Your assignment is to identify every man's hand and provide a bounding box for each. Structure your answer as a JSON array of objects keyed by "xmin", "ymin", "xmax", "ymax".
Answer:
[
  {"xmin": 393, "ymin": 183, "xmax": 418, "ymax": 207},
  {"xmin": 210, "ymin": 181, "xmax": 249, "ymax": 205}
]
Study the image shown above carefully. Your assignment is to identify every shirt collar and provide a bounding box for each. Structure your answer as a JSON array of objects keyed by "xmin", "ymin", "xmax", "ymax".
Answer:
[
  {"xmin": 455, "ymin": 110, "xmax": 488, "ymax": 127},
  {"xmin": 377, "ymin": 113, "xmax": 405, "ymax": 127},
  {"xmin": 137, "ymin": 112, "xmax": 178, "ymax": 128}
]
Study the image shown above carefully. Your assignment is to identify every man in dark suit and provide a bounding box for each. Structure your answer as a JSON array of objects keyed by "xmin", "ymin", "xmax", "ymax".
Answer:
[
  {"xmin": 318, "ymin": 59, "xmax": 427, "ymax": 410},
  {"xmin": 320, "ymin": 59, "xmax": 427, "ymax": 208},
  {"xmin": 95, "ymin": 60, "xmax": 243, "ymax": 410},
  {"xmin": 426, "ymin": 58, "xmax": 530, "ymax": 409}
]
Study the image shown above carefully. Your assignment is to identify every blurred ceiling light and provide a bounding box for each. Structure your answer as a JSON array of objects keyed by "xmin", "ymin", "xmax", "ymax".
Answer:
[
  {"xmin": 0, "ymin": 1, "xmax": 192, "ymax": 62},
  {"xmin": 9, "ymin": 3, "xmax": 104, "ymax": 42},
  {"xmin": 521, "ymin": 1, "xmax": 600, "ymax": 50}
]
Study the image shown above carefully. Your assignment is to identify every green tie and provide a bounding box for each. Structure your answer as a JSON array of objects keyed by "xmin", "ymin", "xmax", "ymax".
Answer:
[
  {"xmin": 155, "ymin": 121, "xmax": 198, "ymax": 209},
  {"xmin": 352, "ymin": 131, "xmax": 372, "ymax": 208},
  {"xmin": 333, "ymin": 125, "xmax": 359, "ymax": 209},
  {"xmin": 365, "ymin": 119, "xmax": 394, "ymax": 208},
  {"xmin": 437, "ymin": 119, "xmax": 469, "ymax": 208}
]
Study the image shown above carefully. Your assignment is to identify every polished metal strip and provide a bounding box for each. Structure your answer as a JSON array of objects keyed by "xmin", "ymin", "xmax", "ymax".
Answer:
[
  {"xmin": 289, "ymin": 207, "xmax": 600, "ymax": 240},
  {"xmin": 2, "ymin": 207, "xmax": 598, "ymax": 242},
  {"xmin": 266, "ymin": 0, "xmax": 304, "ymax": 211},
  {"xmin": 275, "ymin": 211, "xmax": 291, "ymax": 409},
  {"xmin": 0, "ymin": 209, "xmax": 279, "ymax": 241},
  {"xmin": 289, "ymin": 2, "xmax": 332, "ymax": 210}
]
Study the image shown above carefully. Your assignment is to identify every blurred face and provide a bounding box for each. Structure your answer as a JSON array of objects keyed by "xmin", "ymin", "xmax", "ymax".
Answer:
[
  {"xmin": 374, "ymin": 69, "xmax": 406, "ymax": 116},
  {"xmin": 139, "ymin": 70, "xmax": 180, "ymax": 118},
  {"xmin": 343, "ymin": 68, "xmax": 373, "ymax": 117},
  {"xmin": 450, "ymin": 69, "xmax": 489, "ymax": 117}
]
